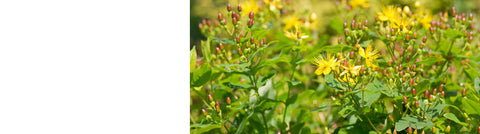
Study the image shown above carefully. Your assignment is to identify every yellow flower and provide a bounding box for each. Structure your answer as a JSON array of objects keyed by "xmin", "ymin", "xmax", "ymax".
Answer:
[
  {"xmin": 314, "ymin": 54, "xmax": 340, "ymax": 75},
  {"xmin": 283, "ymin": 15, "xmax": 302, "ymax": 31},
  {"xmin": 340, "ymin": 63, "xmax": 362, "ymax": 76},
  {"xmin": 284, "ymin": 25, "xmax": 308, "ymax": 40},
  {"xmin": 338, "ymin": 75, "xmax": 357, "ymax": 84},
  {"xmin": 416, "ymin": 10, "xmax": 433, "ymax": 29},
  {"xmin": 349, "ymin": 0, "xmax": 370, "ymax": 9},
  {"xmin": 357, "ymin": 44, "xmax": 379, "ymax": 69},
  {"xmin": 377, "ymin": 6, "xmax": 398, "ymax": 22},
  {"xmin": 241, "ymin": 0, "xmax": 259, "ymax": 16},
  {"xmin": 263, "ymin": 0, "xmax": 282, "ymax": 11}
]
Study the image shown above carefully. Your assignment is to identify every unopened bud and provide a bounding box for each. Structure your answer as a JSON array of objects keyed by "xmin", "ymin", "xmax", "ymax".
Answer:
[
  {"xmin": 403, "ymin": 96, "xmax": 408, "ymax": 103},
  {"xmin": 469, "ymin": 36, "xmax": 473, "ymax": 42},
  {"xmin": 433, "ymin": 88, "xmax": 437, "ymax": 94},
  {"xmin": 406, "ymin": 34, "xmax": 410, "ymax": 41},
  {"xmin": 215, "ymin": 102, "xmax": 221, "ymax": 110},
  {"xmin": 430, "ymin": 27, "xmax": 434, "ymax": 33},
  {"xmin": 202, "ymin": 109, "xmax": 207, "ymax": 115},
  {"xmin": 413, "ymin": 32, "xmax": 418, "ymax": 38},
  {"xmin": 249, "ymin": 11, "xmax": 254, "ymax": 19},
  {"xmin": 428, "ymin": 94, "xmax": 434, "ymax": 101},
  {"xmin": 218, "ymin": 13, "xmax": 223, "ymax": 21},
  {"xmin": 425, "ymin": 90, "xmax": 430, "ymax": 98},
  {"xmin": 227, "ymin": 97, "xmax": 231, "ymax": 104},
  {"xmin": 350, "ymin": 51, "xmax": 355, "ymax": 57},
  {"xmin": 441, "ymin": 91, "xmax": 445, "ymax": 98},
  {"xmin": 227, "ymin": 4, "xmax": 232, "ymax": 11},
  {"xmin": 351, "ymin": 20, "xmax": 356, "ymax": 29},
  {"xmin": 409, "ymin": 78, "xmax": 414, "ymax": 85},
  {"xmin": 216, "ymin": 47, "xmax": 221, "ymax": 53},
  {"xmin": 445, "ymin": 125, "xmax": 451, "ymax": 133},
  {"xmin": 408, "ymin": 126, "xmax": 413, "ymax": 134},
  {"xmin": 432, "ymin": 127, "xmax": 436, "ymax": 133},
  {"xmin": 237, "ymin": 4, "xmax": 242, "ymax": 12},
  {"xmin": 208, "ymin": 94, "xmax": 213, "ymax": 101},
  {"xmin": 423, "ymin": 36, "xmax": 427, "ymax": 43},
  {"xmin": 420, "ymin": 42, "xmax": 425, "ymax": 48},
  {"xmin": 415, "ymin": 101, "xmax": 419, "ymax": 107},
  {"xmin": 386, "ymin": 34, "xmax": 391, "ymax": 40},
  {"xmin": 232, "ymin": 17, "xmax": 237, "ymax": 25},
  {"xmin": 248, "ymin": 19, "xmax": 253, "ymax": 28},
  {"xmin": 343, "ymin": 21, "xmax": 347, "ymax": 28},
  {"xmin": 345, "ymin": 29, "xmax": 350, "ymax": 35},
  {"xmin": 463, "ymin": 88, "xmax": 467, "ymax": 96},
  {"xmin": 412, "ymin": 88, "xmax": 417, "ymax": 96}
]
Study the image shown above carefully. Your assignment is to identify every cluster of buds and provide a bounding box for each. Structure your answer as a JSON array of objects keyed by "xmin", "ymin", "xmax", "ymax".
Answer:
[
  {"xmin": 343, "ymin": 19, "xmax": 369, "ymax": 45},
  {"xmin": 202, "ymin": 94, "xmax": 234, "ymax": 122}
]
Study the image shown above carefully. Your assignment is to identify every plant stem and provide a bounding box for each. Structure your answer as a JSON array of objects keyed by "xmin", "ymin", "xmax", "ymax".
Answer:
[
  {"xmin": 365, "ymin": 114, "xmax": 380, "ymax": 134},
  {"xmin": 261, "ymin": 112, "xmax": 269, "ymax": 133}
]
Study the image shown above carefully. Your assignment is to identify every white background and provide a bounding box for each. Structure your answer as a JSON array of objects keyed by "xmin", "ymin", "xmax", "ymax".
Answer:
[{"xmin": 0, "ymin": 0, "xmax": 188, "ymax": 133}]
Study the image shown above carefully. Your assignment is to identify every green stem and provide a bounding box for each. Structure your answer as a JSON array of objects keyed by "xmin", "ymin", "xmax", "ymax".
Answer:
[
  {"xmin": 261, "ymin": 112, "xmax": 269, "ymax": 133},
  {"xmin": 365, "ymin": 114, "xmax": 380, "ymax": 134}
]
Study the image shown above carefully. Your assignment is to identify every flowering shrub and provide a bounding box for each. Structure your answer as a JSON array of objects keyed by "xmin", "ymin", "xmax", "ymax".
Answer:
[{"xmin": 190, "ymin": 0, "xmax": 480, "ymax": 133}]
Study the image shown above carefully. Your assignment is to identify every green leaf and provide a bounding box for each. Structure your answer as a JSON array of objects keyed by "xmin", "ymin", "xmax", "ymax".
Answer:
[
  {"xmin": 325, "ymin": 73, "xmax": 345, "ymax": 90},
  {"xmin": 191, "ymin": 64, "xmax": 211, "ymax": 87},
  {"xmin": 190, "ymin": 124, "xmax": 222, "ymax": 134},
  {"xmin": 464, "ymin": 68, "xmax": 479, "ymax": 81},
  {"xmin": 339, "ymin": 105, "xmax": 355, "ymax": 117},
  {"xmin": 222, "ymin": 82, "xmax": 252, "ymax": 90},
  {"xmin": 190, "ymin": 46, "xmax": 197, "ymax": 72},
  {"xmin": 355, "ymin": 88, "xmax": 380, "ymax": 107},
  {"xmin": 235, "ymin": 112, "xmax": 254, "ymax": 134},
  {"xmin": 395, "ymin": 115, "xmax": 433, "ymax": 131},
  {"xmin": 330, "ymin": 18, "xmax": 343, "ymax": 34},
  {"xmin": 311, "ymin": 102, "xmax": 331, "ymax": 112},
  {"xmin": 299, "ymin": 126, "xmax": 311, "ymax": 134},
  {"xmin": 444, "ymin": 29, "xmax": 462, "ymax": 39},
  {"xmin": 462, "ymin": 98, "xmax": 480, "ymax": 115},
  {"xmin": 258, "ymin": 79, "xmax": 276, "ymax": 100},
  {"xmin": 414, "ymin": 80, "xmax": 431, "ymax": 96},
  {"xmin": 417, "ymin": 57, "xmax": 445, "ymax": 66},
  {"xmin": 201, "ymin": 38, "xmax": 212, "ymax": 63},
  {"xmin": 443, "ymin": 113, "xmax": 466, "ymax": 126},
  {"xmin": 475, "ymin": 77, "xmax": 480, "ymax": 94},
  {"xmin": 426, "ymin": 103, "xmax": 444, "ymax": 119}
]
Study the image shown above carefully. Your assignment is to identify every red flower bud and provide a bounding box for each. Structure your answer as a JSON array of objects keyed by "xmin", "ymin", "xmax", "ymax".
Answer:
[
  {"xmin": 227, "ymin": 97, "xmax": 231, "ymax": 104},
  {"xmin": 364, "ymin": 20, "xmax": 368, "ymax": 25},
  {"xmin": 343, "ymin": 21, "xmax": 347, "ymax": 28},
  {"xmin": 432, "ymin": 127, "xmax": 436, "ymax": 133},
  {"xmin": 423, "ymin": 36, "xmax": 427, "ymax": 43},
  {"xmin": 351, "ymin": 20, "xmax": 356, "ymax": 29},
  {"xmin": 441, "ymin": 91, "xmax": 445, "ymax": 98},
  {"xmin": 386, "ymin": 34, "xmax": 391, "ymax": 40},
  {"xmin": 227, "ymin": 4, "xmax": 232, "ymax": 11},
  {"xmin": 350, "ymin": 51, "xmax": 355, "ymax": 58},
  {"xmin": 477, "ymin": 126, "xmax": 480, "ymax": 133},
  {"xmin": 409, "ymin": 78, "xmax": 414, "ymax": 85},
  {"xmin": 250, "ymin": 37, "xmax": 254, "ymax": 44},
  {"xmin": 463, "ymin": 88, "xmax": 467, "ymax": 96},
  {"xmin": 198, "ymin": 23, "xmax": 203, "ymax": 29},
  {"xmin": 248, "ymin": 19, "xmax": 254, "ymax": 28},
  {"xmin": 430, "ymin": 27, "xmax": 434, "ymax": 33},
  {"xmin": 208, "ymin": 94, "xmax": 213, "ymax": 101},
  {"xmin": 215, "ymin": 102, "xmax": 221, "ymax": 110},
  {"xmin": 345, "ymin": 29, "xmax": 350, "ymax": 35},
  {"xmin": 429, "ymin": 94, "xmax": 434, "ymax": 101},
  {"xmin": 238, "ymin": 48, "xmax": 243, "ymax": 54},
  {"xmin": 413, "ymin": 32, "xmax": 418, "ymax": 38},
  {"xmin": 443, "ymin": 78, "xmax": 447, "ymax": 83},
  {"xmin": 408, "ymin": 126, "xmax": 413, "ymax": 134},
  {"xmin": 389, "ymin": 115, "xmax": 394, "ymax": 120},
  {"xmin": 412, "ymin": 88, "xmax": 417, "ymax": 96},
  {"xmin": 232, "ymin": 17, "xmax": 238, "ymax": 25},
  {"xmin": 202, "ymin": 109, "xmax": 207, "ymax": 115},
  {"xmin": 406, "ymin": 34, "xmax": 410, "ymax": 41},
  {"xmin": 420, "ymin": 42, "xmax": 425, "ymax": 48},
  {"xmin": 433, "ymin": 88, "xmax": 437, "ymax": 94},
  {"xmin": 469, "ymin": 36, "xmax": 473, "ymax": 42},
  {"xmin": 237, "ymin": 4, "xmax": 242, "ymax": 12},
  {"xmin": 425, "ymin": 90, "xmax": 430, "ymax": 98},
  {"xmin": 216, "ymin": 47, "xmax": 221, "ymax": 53},
  {"xmin": 249, "ymin": 11, "xmax": 254, "ymax": 19},
  {"xmin": 403, "ymin": 96, "xmax": 408, "ymax": 103},
  {"xmin": 219, "ymin": 43, "xmax": 224, "ymax": 49},
  {"xmin": 393, "ymin": 130, "xmax": 397, "ymax": 134},
  {"xmin": 470, "ymin": 13, "xmax": 474, "ymax": 20},
  {"xmin": 218, "ymin": 13, "xmax": 223, "ymax": 21},
  {"xmin": 415, "ymin": 101, "xmax": 419, "ymax": 107}
]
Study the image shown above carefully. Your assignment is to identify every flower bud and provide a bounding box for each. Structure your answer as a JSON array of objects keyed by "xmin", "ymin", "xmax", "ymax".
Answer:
[
  {"xmin": 227, "ymin": 4, "xmax": 232, "ymax": 11},
  {"xmin": 249, "ymin": 11, "xmax": 254, "ymax": 19},
  {"xmin": 208, "ymin": 94, "xmax": 213, "ymax": 101},
  {"xmin": 351, "ymin": 20, "xmax": 356, "ymax": 29},
  {"xmin": 425, "ymin": 90, "xmax": 430, "ymax": 98},
  {"xmin": 198, "ymin": 23, "xmax": 203, "ymax": 29},
  {"xmin": 409, "ymin": 78, "xmax": 414, "ymax": 85},
  {"xmin": 477, "ymin": 126, "xmax": 480, "ymax": 133},
  {"xmin": 441, "ymin": 91, "xmax": 445, "ymax": 98},
  {"xmin": 433, "ymin": 88, "xmax": 437, "ymax": 95},
  {"xmin": 408, "ymin": 126, "xmax": 413, "ymax": 134},
  {"xmin": 227, "ymin": 97, "xmax": 231, "ymax": 104},
  {"xmin": 469, "ymin": 36, "xmax": 473, "ymax": 42},
  {"xmin": 343, "ymin": 21, "xmax": 347, "ymax": 28},
  {"xmin": 428, "ymin": 94, "xmax": 434, "ymax": 101},
  {"xmin": 350, "ymin": 51, "xmax": 355, "ymax": 58},
  {"xmin": 215, "ymin": 102, "xmax": 221, "ymax": 110},
  {"xmin": 206, "ymin": 19, "xmax": 211, "ymax": 26},
  {"xmin": 412, "ymin": 88, "xmax": 417, "ymax": 96},
  {"xmin": 406, "ymin": 34, "xmax": 410, "ymax": 41},
  {"xmin": 415, "ymin": 101, "xmax": 419, "ymax": 107},
  {"xmin": 430, "ymin": 27, "xmax": 434, "ymax": 34},
  {"xmin": 216, "ymin": 47, "xmax": 221, "ymax": 53},
  {"xmin": 389, "ymin": 115, "xmax": 394, "ymax": 121},
  {"xmin": 218, "ymin": 13, "xmax": 223, "ymax": 21},
  {"xmin": 420, "ymin": 42, "xmax": 425, "ymax": 48},
  {"xmin": 250, "ymin": 37, "xmax": 254, "ymax": 44},
  {"xmin": 422, "ymin": 36, "xmax": 427, "ymax": 43},
  {"xmin": 403, "ymin": 96, "xmax": 408, "ymax": 103},
  {"xmin": 364, "ymin": 20, "xmax": 368, "ymax": 25},
  {"xmin": 248, "ymin": 19, "xmax": 254, "ymax": 28},
  {"xmin": 462, "ymin": 88, "xmax": 467, "ymax": 96},
  {"xmin": 202, "ymin": 109, "xmax": 207, "ymax": 115},
  {"xmin": 432, "ymin": 127, "xmax": 436, "ymax": 133},
  {"xmin": 237, "ymin": 4, "xmax": 242, "ymax": 12},
  {"xmin": 345, "ymin": 29, "xmax": 350, "ymax": 35},
  {"xmin": 413, "ymin": 32, "xmax": 418, "ymax": 38},
  {"xmin": 238, "ymin": 48, "xmax": 243, "ymax": 54},
  {"xmin": 386, "ymin": 34, "xmax": 391, "ymax": 40},
  {"xmin": 232, "ymin": 17, "xmax": 237, "ymax": 25},
  {"xmin": 445, "ymin": 125, "xmax": 451, "ymax": 133},
  {"xmin": 393, "ymin": 130, "xmax": 397, "ymax": 134},
  {"xmin": 413, "ymin": 129, "xmax": 417, "ymax": 134}
]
